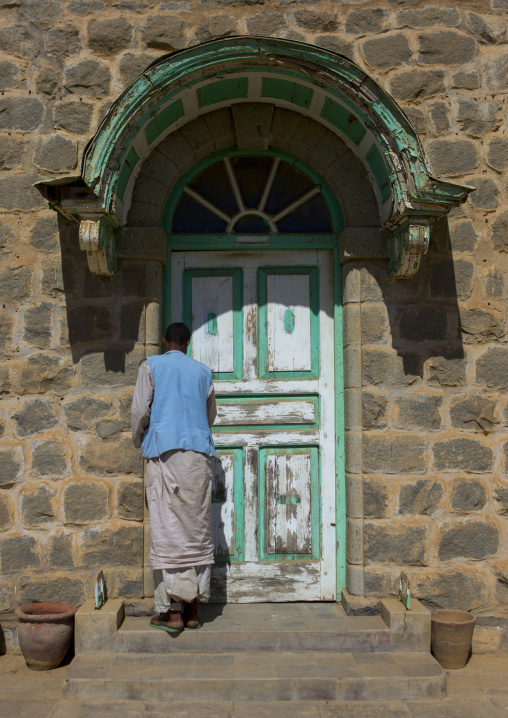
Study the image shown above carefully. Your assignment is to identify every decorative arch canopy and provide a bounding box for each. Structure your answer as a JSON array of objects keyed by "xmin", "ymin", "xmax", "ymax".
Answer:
[{"xmin": 36, "ymin": 36, "xmax": 470, "ymax": 277}]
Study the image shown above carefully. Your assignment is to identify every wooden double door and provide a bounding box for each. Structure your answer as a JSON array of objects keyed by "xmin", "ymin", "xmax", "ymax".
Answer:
[{"xmin": 171, "ymin": 249, "xmax": 335, "ymax": 601}]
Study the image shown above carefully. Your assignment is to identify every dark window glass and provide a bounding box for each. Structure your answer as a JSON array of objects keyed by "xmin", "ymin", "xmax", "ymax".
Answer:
[
  {"xmin": 232, "ymin": 156, "xmax": 272, "ymax": 209},
  {"xmin": 234, "ymin": 215, "xmax": 270, "ymax": 233},
  {"xmin": 277, "ymin": 193, "xmax": 332, "ymax": 233},
  {"xmin": 264, "ymin": 161, "xmax": 315, "ymax": 216},
  {"xmin": 172, "ymin": 194, "xmax": 228, "ymax": 233},
  {"xmin": 189, "ymin": 161, "xmax": 238, "ymax": 216}
]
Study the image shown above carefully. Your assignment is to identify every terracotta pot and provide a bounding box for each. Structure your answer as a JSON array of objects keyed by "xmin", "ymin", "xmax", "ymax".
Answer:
[
  {"xmin": 15, "ymin": 602, "xmax": 77, "ymax": 671},
  {"xmin": 431, "ymin": 609, "xmax": 476, "ymax": 670}
]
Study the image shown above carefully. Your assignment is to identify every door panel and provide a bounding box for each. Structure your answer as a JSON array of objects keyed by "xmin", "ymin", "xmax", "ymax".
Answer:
[{"xmin": 171, "ymin": 250, "xmax": 335, "ymax": 601}]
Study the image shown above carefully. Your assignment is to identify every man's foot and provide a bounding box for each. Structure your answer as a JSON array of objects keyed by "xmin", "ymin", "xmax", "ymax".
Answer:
[
  {"xmin": 183, "ymin": 599, "xmax": 202, "ymax": 629},
  {"xmin": 150, "ymin": 609, "xmax": 184, "ymax": 633}
]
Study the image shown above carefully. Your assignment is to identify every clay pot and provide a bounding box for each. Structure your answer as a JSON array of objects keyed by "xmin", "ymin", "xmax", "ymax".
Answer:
[
  {"xmin": 431, "ymin": 609, "xmax": 476, "ymax": 670},
  {"xmin": 15, "ymin": 602, "xmax": 77, "ymax": 671}
]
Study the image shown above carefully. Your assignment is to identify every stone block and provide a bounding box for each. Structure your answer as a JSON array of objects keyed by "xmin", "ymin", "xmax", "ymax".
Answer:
[
  {"xmin": 53, "ymin": 100, "xmax": 94, "ymax": 134},
  {"xmin": 95, "ymin": 420, "xmax": 125, "ymax": 438},
  {"xmin": 398, "ymin": 305, "xmax": 448, "ymax": 343},
  {"xmin": 32, "ymin": 439, "xmax": 69, "ymax": 478},
  {"xmin": 79, "ymin": 435, "xmax": 142, "ymax": 476},
  {"xmin": 11, "ymin": 353, "xmax": 74, "ymax": 396},
  {"xmin": 494, "ymin": 484, "xmax": 508, "ymax": 516},
  {"xmin": 0, "ymin": 96, "xmax": 44, "ymax": 132},
  {"xmin": 0, "ymin": 136, "xmax": 24, "ymax": 171},
  {"xmin": 33, "ymin": 134, "xmax": 78, "ymax": 173},
  {"xmin": 452, "ymin": 479, "xmax": 487, "ymax": 512},
  {"xmin": 116, "ymin": 569, "xmax": 143, "ymax": 598},
  {"xmin": 346, "ymin": 518, "xmax": 363, "ymax": 565},
  {"xmin": 346, "ymin": 562, "xmax": 364, "ymax": 596},
  {"xmin": 67, "ymin": 305, "xmax": 113, "ymax": 345},
  {"xmin": 116, "ymin": 480, "xmax": 143, "ymax": 521},
  {"xmin": 321, "ymin": 36, "xmax": 359, "ymax": 61},
  {"xmin": 458, "ymin": 99, "xmax": 501, "ymax": 138},
  {"xmin": 390, "ymin": 70, "xmax": 445, "ymax": 101},
  {"xmin": 399, "ymin": 480, "xmax": 443, "ymax": 516},
  {"xmin": 482, "ymin": 269, "xmax": 504, "ymax": 299},
  {"xmin": 426, "ymin": 139, "xmax": 478, "ymax": 176},
  {"xmin": 64, "ymin": 395, "xmax": 112, "ymax": 431},
  {"xmin": 196, "ymin": 14, "xmax": 239, "ymax": 42},
  {"xmin": 36, "ymin": 64, "xmax": 59, "ymax": 96},
  {"xmin": 452, "ymin": 70, "xmax": 481, "ymax": 90},
  {"xmin": 232, "ymin": 102, "xmax": 274, "ymax": 151},
  {"xmin": 476, "ymin": 346, "xmax": 508, "ymax": 389},
  {"xmin": 0, "ymin": 446, "xmax": 24, "ymax": 486},
  {"xmin": 361, "ymin": 304, "xmax": 389, "ymax": 344},
  {"xmin": 450, "ymin": 395, "xmax": 498, "ymax": 433},
  {"xmin": 0, "ymin": 60, "xmax": 22, "ymax": 91},
  {"xmin": 344, "ymin": 431, "xmax": 362, "ymax": 475},
  {"xmin": 64, "ymin": 59, "xmax": 111, "ymax": 98},
  {"xmin": 418, "ymin": 31, "xmax": 477, "ymax": 65},
  {"xmin": 362, "ymin": 34, "xmax": 412, "ymax": 70},
  {"xmin": 433, "ymin": 438, "xmax": 493, "ymax": 473},
  {"xmin": 21, "ymin": 483, "xmax": 56, "ymax": 528},
  {"xmin": 488, "ymin": 54, "xmax": 508, "ymax": 91},
  {"xmin": 247, "ymin": 13, "xmax": 287, "ymax": 36},
  {"xmin": 64, "ymin": 481, "xmax": 110, "ymax": 523},
  {"xmin": 48, "ymin": 533, "xmax": 75, "ymax": 568},
  {"xmin": 13, "ymin": 399, "xmax": 58, "ymax": 438},
  {"xmin": 23, "ymin": 302, "xmax": 53, "ymax": 348},
  {"xmin": 439, "ymin": 521, "xmax": 499, "ymax": 561},
  {"xmin": 395, "ymin": 7, "xmax": 460, "ymax": 28},
  {"xmin": 78, "ymin": 346, "xmax": 144, "ymax": 388},
  {"xmin": 404, "ymin": 107, "xmax": 425, "ymax": 134},
  {"xmin": 414, "ymin": 569, "xmax": 489, "ymax": 611},
  {"xmin": 363, "ymin": 434, "xmax": 426, "ymax": 474},
  {"xmin": 28, "ymin": 215, "xmax": 60, "ymax": 252},
  {"xmin": 345, "ymin": 8, "xmax": 385, "ymax": 34},
  {"xmin": 429, "ymin": 102, "xmax": 450, "ymax": 135},
  {"xmin": 75, "ymin": 598, "xmax": 124, "ymax": 654},
  {"xmin": 466, "ymin": 11, "xmax": 506, "ymax": 44},
  {"xmin": 80, "ymin": 525, "xmax": 143, "ymax": 566},
  {"xmin": 18, "ymin": 575, "xmax": 86, "ymax": 607},
  {"xmin": 87, "ymin": 17, "xmax": 133, "ymax": 54},
  {"xmin": 468, "ymin": 177, "xmax": 499, "ymax": 211},
  {"xmin": 344, "ymin": 388, "xmax": 362, "ymax": 431},
  {"xmin": 118, "ymin": 53, "xmax": 155, "ymax": 88},
  {"xmin": 362, "ymin": 349, "xmax": 420, "ymax": 386},
  {"xmin": 490, "ymin": 210, "xmax": 508, "ymax": 253},
  {"xmin": 0, "ymin": 493, "xmax": 13, "ymax": 530},
  {"xmin": 364, "ymin": 523, "xmax": 427, "ymax": 566},
  {"xmin": 0, "ymin": 24, "xmax": 41, "ymax": 58},
  {"xmin": 0, "ymin": 265, "xmax": 33, "ymax": 303},
  {"xmin": 0, "ymin": 535, "xmax": 40, "ymax": 571},
  {"xmin": 428, "ymin": 257, "xmax": 475, "ymax": 300},
  {"xmin": 362, "ymin": 391, "xmax": 387, "ymax": 430},
  {"xmin": 344, "ymin": 345, "xmax": 361, "ymax": 389},
  {"xmin": 380, "ymin": 598, "xmax": 431, "ymax": 651},
  {"xmin": 141, "ymin": 16, "xmax": 185, "ymax": 50},
  {"xmin": 341, "ymin": 588, "xmax": 379, "ymax": 616},
  {"xmin": 363, "ymin": 480, "xmax": 388, "ymax": 518},
  {"xmin": 0, "ymin": 174, "xmax": 47, "ymax": 211},
  {"xmin": 449, "ymin": 221, "xmax": 477, "ymax": 253},
  {"xmin": 396, "ymin": 395, "xmax": 442, "ymax": 432},
  {"xmin": 46, "ymin": 25, "xmax": 81, "ymax": 58},
  {"xmin": 487, "ymin": 138, "xmax": 508, "ymax": 172},
  {"xmin": 346, "ymin": 473, "xmax": 363, "ymax": 519},
  {"xmin": 68, "ymin": 0, "xmax": 104, "ymax": 8}
]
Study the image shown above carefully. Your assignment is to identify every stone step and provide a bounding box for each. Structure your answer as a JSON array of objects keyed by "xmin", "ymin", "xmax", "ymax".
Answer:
[
  {"xmin": 116, "ymin": 602, "xmax": 391, "ymax": 654},
  {"xmin": 63, "ymin": 652, "xmax": 446, "ymax": 702}
]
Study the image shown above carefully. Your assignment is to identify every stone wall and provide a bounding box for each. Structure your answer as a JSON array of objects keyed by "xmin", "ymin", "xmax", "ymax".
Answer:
[{"xmin": 0, "ymin": 0, "xmax": 507, "ymax": 652}]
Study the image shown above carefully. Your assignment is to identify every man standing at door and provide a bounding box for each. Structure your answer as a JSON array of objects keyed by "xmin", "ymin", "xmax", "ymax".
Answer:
[{"xmin": 131, "ymin": 322, "xmax": 217, "ymax": 632}]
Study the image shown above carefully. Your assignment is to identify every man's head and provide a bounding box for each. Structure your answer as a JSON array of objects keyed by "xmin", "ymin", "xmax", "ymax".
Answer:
[{"xmin": 163, "ymin": 322, "xmax": 191, "ymax": 353}]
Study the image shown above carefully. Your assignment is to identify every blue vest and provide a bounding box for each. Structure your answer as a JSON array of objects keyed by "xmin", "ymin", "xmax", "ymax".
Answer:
[{"xmin": 141, "ymin": 351, "xmax": 215, "ymax": 459}]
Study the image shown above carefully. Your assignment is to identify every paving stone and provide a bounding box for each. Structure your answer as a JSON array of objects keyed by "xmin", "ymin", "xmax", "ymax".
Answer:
[
  {"xmin": 13, "ymin": 399, "xmax": 58, "ymax": 438},
  {"xmin": 88, "ymin": 17, "xmax": 134, "ymax": 54},
  {"xmin": 439, "ymin": 521, "xmax": 499, "ymax": 561},
  {"xmin": 418, "ymin": 31, "xmax": 477, "ymax": 65},
  {"xmin": 119, "ymin": 53, "xmax": 156, "ymax": 87},
  {"xmin": 362, "ymin": 391, "xmax": 387, "ymax": 430},
  {"xmin": 64, "ymin": 481, "xmax": 110, "ymax": 523},
  {"xmin": 21, "ymin": 483, "xmax": 56, "ymax": 528},
  {"xmin": 467, "ymin": 177, "xmax": 499, "ymax": 211},
  {"xmin": 390, "ymin": 70, "xmax": 445, "ymax": 101},
  {"xmin": 80, "ymin": 525, "xmax": 143, "ymax": 566},
  {"xmin": 362, "ymin": 34, "xmax": 412, "ymax": 70},
  {"xmin": 399, "ymin": 480, "xmax": 443, "ymax": 515},
  {"xmin": 426, "ymin": 139, "xmax": 478, "ymax": 176},
  {"xmin": 433, "ymin": 437, "xmax": 493, "ymax": 473},
  {"xmin": 64, "ymin": 59, "xmax": 111, "ymax": 98},
  {"xmin": 141, "ymin": 16, "xmax": 186, "ymax": 50},
  {"xmin": 452, "ymin": 479, "xmax": 487, "ymax": 512},
  {"xmin": 0, "ymin": 535, "xmax": 40, "ymax": 571},
  {"xmin": 53, "ymin": 100, "xmax": 94, "ymax": 134},
  {"xmin": 395, "ymin": 6, "xmax": 460, "ymax": 28},
  {"xmin": 18, "ymin": 575, "xmax": 86, "ymax": 607},
  {"xmin": 364, "ymin": 524, "xmax": 426, "ymax": 565},
  {"xmin": 487, "ymin": 137, "xmax": 508, "ymax": 171},
  {"xmin": 490, "ymin": 210, "xmax": 508, "ymax": 252},
  {"xmin": 345, "ymin": 8, "xmax": 386, "ymax": 34},
  {"xmin": 45, "ymin": 24, "xmax": 81, "ymax": 57},
  {"xmin": 395, "ymin": 394, "xmax": 442, "ymax": 431},
  {"xmin": 363, "ymin": 435, "xmax": 426, "ymax": 474},
  {"xmin": 452, "ymin": 70, "xmax": 481, "ymax": 90},
  {"xmin": 363, "ymin": 480, "xmax": 388, "ymax": 519},
  {"xmin": 476, "ymin": 346, "xmax": 508, "ymax": 389}
]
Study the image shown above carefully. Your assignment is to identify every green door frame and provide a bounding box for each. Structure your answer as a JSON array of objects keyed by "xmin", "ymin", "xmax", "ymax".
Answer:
[{"xmin": 162, "ymin": 147, "xmax": 346, "ymax": 600}]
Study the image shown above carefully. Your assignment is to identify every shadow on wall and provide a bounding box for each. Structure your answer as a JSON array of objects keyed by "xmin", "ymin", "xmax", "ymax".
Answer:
[
  {"xmin": 58, "ymin": 214, "xmax": 149, "ymax": 374},
  {"xmin": 358, "ymin": 215, "xmax": 465, "ymax": 386}
]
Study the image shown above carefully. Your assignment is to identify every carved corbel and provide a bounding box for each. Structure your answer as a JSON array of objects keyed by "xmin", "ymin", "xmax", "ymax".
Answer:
[
  {"xmin": 79, "ymin": 216, "xmax": 119, "ymax": 277},
  {"xmin": 389, "ymin": 217, "xmax": 430, "ymax": 279}
]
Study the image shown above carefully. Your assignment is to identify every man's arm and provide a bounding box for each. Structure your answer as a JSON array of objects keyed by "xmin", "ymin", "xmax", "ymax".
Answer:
[
  {"xmin": 207, "ymin": 381, "xmax": 217, "ymax": 428},
  {"xmin": 131, "ymin": 360, "xmax": 154, "ymax": 448}
]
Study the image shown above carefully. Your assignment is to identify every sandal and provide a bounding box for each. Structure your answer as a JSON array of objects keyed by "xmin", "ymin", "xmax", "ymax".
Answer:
[
  {"xmin": 183, "ymin": 599, "xmax": 202, "ymax": 630},
  {"xmin": 149, "ymin": 612, "xmax": 184, "ymax": 633}
]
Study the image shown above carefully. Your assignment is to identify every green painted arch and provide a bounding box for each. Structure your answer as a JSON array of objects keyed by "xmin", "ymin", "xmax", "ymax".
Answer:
[
  {"xmin": 161, "ymin": 147, "xmax": 345, "ymax": 239},
  {"xmin": 82, "ymin": 37, "xmax": 466, "ymax": 232}
]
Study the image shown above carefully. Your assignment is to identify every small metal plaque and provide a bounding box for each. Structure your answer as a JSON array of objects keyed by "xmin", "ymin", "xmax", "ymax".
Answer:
[{"xmin": 399, "ymin": 571, "xmax": 411, "ymax": 610}]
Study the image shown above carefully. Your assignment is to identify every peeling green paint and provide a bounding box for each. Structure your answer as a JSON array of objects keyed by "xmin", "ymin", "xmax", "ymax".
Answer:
[
  {"xmin": 117, "ymin": 145, "xmax": 139, "ymax": 202},
  {"xmin": 197, "ymin": 77, "xmax": 248, "ymax": 108},
  {"xmin": 145, "ymin": 98, "xmax": 184, "ymax": 146},
  {"xmin": 320, "ymin": 97, "xmax": 366, "ymax": 147},
  {"xmin": 261, "ymin": 77, "xmax": 313, "ymax": 109},
  {"xmin": 366, "ymin": 144, "xmax": 391, "ymax": 203}
]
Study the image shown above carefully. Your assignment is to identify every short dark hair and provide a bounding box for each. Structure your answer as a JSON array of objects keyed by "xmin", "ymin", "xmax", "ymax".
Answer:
[{"xmin": 164, "ymin": 322, "xmax": 191, "ymax": 345}]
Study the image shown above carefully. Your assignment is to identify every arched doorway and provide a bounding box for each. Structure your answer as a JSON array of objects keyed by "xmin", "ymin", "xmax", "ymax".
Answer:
[{"xmin": 164, "ymin": 149, "xmax": 344, "ymax": 601}]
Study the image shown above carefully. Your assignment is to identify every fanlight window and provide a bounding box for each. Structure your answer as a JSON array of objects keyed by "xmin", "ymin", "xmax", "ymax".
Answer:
[{"xmin": 172, "ymin": 155, "xmax": 333, "ymax": 234}]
